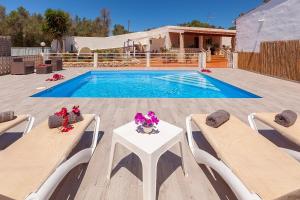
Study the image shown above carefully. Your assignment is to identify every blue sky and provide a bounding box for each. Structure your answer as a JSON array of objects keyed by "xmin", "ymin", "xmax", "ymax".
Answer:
[{"xmin": 1, "ymin": 0, "xmax": 262, "ymax": 31}]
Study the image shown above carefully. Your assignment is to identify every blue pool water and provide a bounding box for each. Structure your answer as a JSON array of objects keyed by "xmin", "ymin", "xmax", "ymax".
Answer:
[{"xmin": 31, "ymin": 70, "xmax": 261, "ymax": 98}]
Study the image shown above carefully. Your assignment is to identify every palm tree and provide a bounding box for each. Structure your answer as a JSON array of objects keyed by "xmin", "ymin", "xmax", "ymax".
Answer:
[{"xmin": 43, "ymin": 9, "xmax": 70, "ymax": 52}]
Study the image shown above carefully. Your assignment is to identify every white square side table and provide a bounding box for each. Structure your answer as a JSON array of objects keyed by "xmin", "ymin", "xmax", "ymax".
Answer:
[{"xmin": 107, "ymin": 120, "xmax": 188, "ymax": 200}]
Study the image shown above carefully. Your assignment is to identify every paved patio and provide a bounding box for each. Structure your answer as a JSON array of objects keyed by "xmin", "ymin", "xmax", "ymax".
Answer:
[{"xmin": 0, "ymin": 67, "xmax": 299, "ymax": 200}]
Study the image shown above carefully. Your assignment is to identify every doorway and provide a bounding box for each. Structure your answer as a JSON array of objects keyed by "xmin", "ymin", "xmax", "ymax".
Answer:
[{"xmin": 194, "ymin": 37, "xmax": 199, "ymax": 48}]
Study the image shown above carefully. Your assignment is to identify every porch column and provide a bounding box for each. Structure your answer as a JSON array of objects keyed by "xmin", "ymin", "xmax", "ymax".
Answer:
[
  {"xmin": 179, "ymin": 33, "xmax": 185, "ymax": 62},
  {"xmin": 146, "ymin": 38, "xmax": 151, "ymax": 52},
  {"xmin": 146, "ymin": 39, "xmax": 151, "ymax": 67},
  {"xmin": 231, "ymin": 36, "xmax": 236, "ymax": 52},
  {"xmin": 198, "ymin": 35, "xmax": 203, "ymax": 50},
  {"xmin": 179, "ymin": 33, "xmax": 184, "ymax": 53},
  {"xmin": 165, "ymin": 33, "xmax": 171, "ymax": 50}
]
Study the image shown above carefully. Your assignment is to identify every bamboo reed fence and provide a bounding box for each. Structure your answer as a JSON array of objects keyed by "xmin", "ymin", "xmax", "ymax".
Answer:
[{"xmin": 238, "ymin": 40, "xmax": 300, "ymax": 81}]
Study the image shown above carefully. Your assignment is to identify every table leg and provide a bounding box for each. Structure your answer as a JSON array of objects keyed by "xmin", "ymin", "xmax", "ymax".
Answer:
[
  {"xmin": 179, "ymin": 136, "xmax": 188, "ymax": 177},
  {"xmin": 107, "ymin": 138, "xmax": 117, "ymax": 180},
  {"xmin": 142, "ymin": 155, "xmax": 158, "ymax": 200}
]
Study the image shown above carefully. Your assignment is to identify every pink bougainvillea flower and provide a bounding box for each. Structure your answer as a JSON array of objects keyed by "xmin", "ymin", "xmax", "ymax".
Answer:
[
  {"xmin": 147, "ymin": 111, "xmax": 155, "ymax": 117},
  {"xmin": 72, "ymin": 105, "xmax": 81, "ymax": 116},
  {"xmin": 201, "ymin": 69, "xmax": 212, "ymax": 73},
  {"xmin": 61, "ymin": 124, "xmax": 74, "ymax": 132},
  {"xmin": 54, "ymin": 106, "xmax": 80, "ymax": 133},
  {"xmin": 151, "ymin": 116, "xmax": 159, "ymax": 125},
  {"xmin": 135, "ymin": 113, "xmax": 145, "ymax": 124},
  {"xmin": 46, "ymin": 74, "xmax": 65, "ymax": 81},
  {"xmin": 55, "ymin": 107, "xmax": 68, "ymax": 117},
  {"xmin": 134, "ymin": 111, "xmax": 159, "ymax": 127},
  {"xmin": 144, "ymin": 118, "xmax": 153, "ymax": 127}
]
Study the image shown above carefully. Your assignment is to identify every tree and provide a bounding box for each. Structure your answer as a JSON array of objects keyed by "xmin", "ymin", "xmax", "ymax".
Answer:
[
  {"xmin": 228, "ymin": 26, "xmax": 236, "ymax": 30},
  {"xmin": 99, "ymin": 8, "xmax": 111, "ymax": 36},
  {"xmin": 0, "ymin": 5, "xmax": 6, "ymax": 35},
  {"xmin": 24, "ymin": 13, "xmax": 50, "ymax": 46},
  {"xmin": 112, "ymin": 24, "xmax": 129, "ymax": 35},
  {"xmin": 43, "ymin": 9, "xmax": 70, "ymax": 52},
  {"xmin": 0, "ymin": 6, "xmax": 116, "ymax": 47},
  {"xmin": 70, "ymin": 16, "xmax": 94, "ymax": 36},
  {"xmin": 5, "ymin": 6, "xmax": 30, "ymax": 46},
  {"xmin": 178, "ymin": 20, "xmax": 223, "ymax": 29}
]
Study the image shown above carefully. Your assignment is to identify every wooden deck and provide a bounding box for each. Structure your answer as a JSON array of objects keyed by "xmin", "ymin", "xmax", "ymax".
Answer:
[{"xmin": 0, "ymin": 67, "xmax": 299, "ymax": 200}]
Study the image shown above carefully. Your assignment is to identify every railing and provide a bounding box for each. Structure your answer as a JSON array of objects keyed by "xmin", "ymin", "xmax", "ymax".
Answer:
[
  {"xmin": 11, "ymin": 47, "xmax": 51, "ymax": 56},
  {"xmin": 170, "ymin": 48, "xmax": 202, "ymax": 53},
  {"xmin": 42, "ymin": 52, "xmax": 207, "ymax": 68},
  {"xmin": 219, "ymin": 49, "xmax": 234, "ymax": 68}
]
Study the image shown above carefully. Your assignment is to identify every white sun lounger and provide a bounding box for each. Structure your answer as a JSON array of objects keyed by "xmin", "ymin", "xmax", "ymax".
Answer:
[
  {"xmin": 0, "ymin": 115, "xmax": 35, "ymax": 136},
  {"xmin": 186, "ymin": 114, "xmax": 300, "ymax": 200},
  {"xmin": 0, "ymin": 114, "xmax": 100, "ymax": 200},
  {"xmin": 248, "ymin": 112, "xmax": 300, "ymax": 161}
]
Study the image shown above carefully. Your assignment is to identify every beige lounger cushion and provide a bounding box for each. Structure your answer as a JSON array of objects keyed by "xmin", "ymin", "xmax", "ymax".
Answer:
[
  {"xmin": 0, "ymin": 114, "xmax": 94, "ymax": 200},
  {"xmin": 192, "ymin": 114, "xmax": 300, "ymax": 200},
  {"xmin": 0, "ymin": 115, "xmax": 28, "ymax": 135},
  {"xmin": 255, "ymin": 113, "xmax": 300, "ymax": 146}
]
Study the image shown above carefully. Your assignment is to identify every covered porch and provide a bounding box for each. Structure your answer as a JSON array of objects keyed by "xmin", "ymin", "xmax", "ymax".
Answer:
[
  {"xmin": 147, "ymin": 27, "xmax": 236, "ymax": 54},
  {"xmin": 168, "ymin": 29, "xmax": 236, "ymax": 54}
]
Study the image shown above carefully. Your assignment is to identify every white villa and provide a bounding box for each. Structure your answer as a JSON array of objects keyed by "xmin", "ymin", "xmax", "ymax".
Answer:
[
  {"xmin": 236, "ymin": 0, "xmax": 300, "ymax": 52},
  {"xmin": 52, "ymin": 26, "xmax": 236, "ymax": 53}
]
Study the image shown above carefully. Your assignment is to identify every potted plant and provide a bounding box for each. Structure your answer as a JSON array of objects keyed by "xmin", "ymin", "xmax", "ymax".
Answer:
[{"xmin": 134, "ymin": 111, "xmax": 159, "ymax": 134}]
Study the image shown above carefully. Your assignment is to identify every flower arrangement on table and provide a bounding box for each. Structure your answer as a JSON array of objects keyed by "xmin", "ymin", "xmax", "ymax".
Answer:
[
  {"xmin": 48, "ymin": 105, "xmax": 83, "ymax": 133},
  {"xmin": 134, "ymin": 111, "xmax": 160, "ymax": 134},
  {"xmin": 46, "ymin": 73, "xmax": 65, "ymax": 81}
]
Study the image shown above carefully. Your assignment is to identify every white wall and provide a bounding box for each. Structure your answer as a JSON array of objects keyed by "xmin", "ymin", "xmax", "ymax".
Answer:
[
  {"xmin": 221, "ymin": 37, "xmax": 232, "ymax": 48},
  {"xmin": 236, "ymin": 0, "xmax": 300, "ymax": 52},
  {"xmin": 150, "ymin": 38, "xmax": 165, "ymax": 52},
  {"xmin": 11, "ymin": 47, "xmax": 51, "ymax": 56}
]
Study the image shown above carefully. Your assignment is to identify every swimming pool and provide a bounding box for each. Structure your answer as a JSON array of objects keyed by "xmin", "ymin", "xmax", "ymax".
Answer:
[{"xmin": 32, "ymin": 70, "xmax": 261, "ymax": 98}]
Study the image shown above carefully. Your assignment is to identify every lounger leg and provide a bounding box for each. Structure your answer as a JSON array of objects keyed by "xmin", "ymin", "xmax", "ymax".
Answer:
[
  {"xmin": 179, "ymin": 135, "xmax": 188, "ymax": 177},
  {"xmin": 107, "ymin": 137, "xmax": 117, "ymax": 180}
]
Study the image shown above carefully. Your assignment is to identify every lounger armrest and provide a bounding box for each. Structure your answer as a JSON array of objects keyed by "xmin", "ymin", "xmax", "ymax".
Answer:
[
  {"xmin": 91, "ymin": 115, "xmax": 101, "ymax": 153},
  {"xmin": 248, "ymin": 113, "xmax": 258, "ymax": 131},
  {"xmin": 24, "ymin": 115, "xmax": 35, "ymax": 135}
]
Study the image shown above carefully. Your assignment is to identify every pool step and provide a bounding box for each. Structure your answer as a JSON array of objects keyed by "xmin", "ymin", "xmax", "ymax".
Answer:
[{"xmin": 154, "ymin": 73, "xmax": 220, "ymax": 91}]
